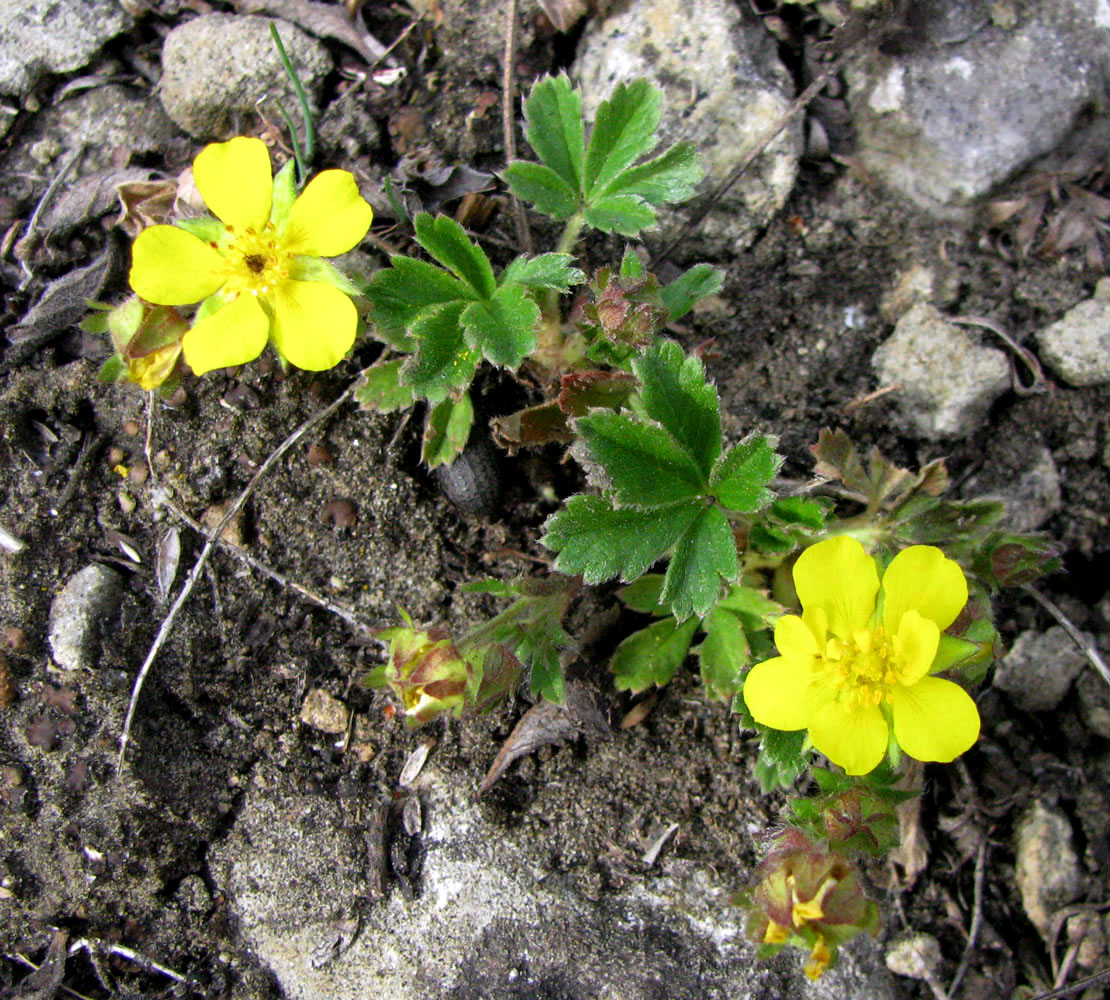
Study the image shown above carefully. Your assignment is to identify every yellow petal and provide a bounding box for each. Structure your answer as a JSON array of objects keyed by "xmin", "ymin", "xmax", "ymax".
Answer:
[
  {"xmin": 774, "ymin": 614, "xmax": 819, "ymax": 659},
  {"xmin": 130, "ymin": 226, "xmax": 226, "ymax": 305},
  {"xmin": 182, "ymin": 294, "xmax": 270, "ymax": 375},
  {"xmin": 793, "ymin": 536, "xmax": 879, "ymax": 640},
  {"xmin": 890, "ymin": 676, "xmax": 980, "ymax": 763},
  {"xmin": 193, "ymin": 137, "xmax": 273, "ymax": 233},
  {"xmin": 808, "ymin": 700, "xmax": 888, "ymax": 775},
  {"xmin": 743, "ymin": 654, "xmax": 820, "ymax": 731},
  {"xmin": 284, "ymin": 170, "xmax": 373, "ymax": 257},
  {"xmin": 881, "ymin": 545, "xmax": 967, "ymax": 634},
  {"xmin": 269, "ymin": 279, "xmax": 357, "ymax": 371},
  {"xmin": 891, "ymin": 609, "xmax": 940, "ymax": 685}
]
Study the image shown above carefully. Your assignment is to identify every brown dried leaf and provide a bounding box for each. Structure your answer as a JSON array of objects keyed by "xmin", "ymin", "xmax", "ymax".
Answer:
[
  {"xmin": 116, "ymin": 179, "xmax": 177, "ymax": 238},
  {"xmin": 234, "ymin": 0, "xmax": 389, "ymax": 63},
  {"xmin": 536, "ymin": 0, "xmax": 588, "ymax": 32},
  {"xmin": 40, "ymin": 167, "xmax": 151, "ymax": 237},
  {"xmin": 3, "ymin": 929, "xmax": 68, "ymax": 1000},
  {"xmin": 479, "ymin": 683, "xmax": 608, "ymax": 795},
  {"xmin": 492, "ymin": 402, "xmax": 572, "ymax": 451}
]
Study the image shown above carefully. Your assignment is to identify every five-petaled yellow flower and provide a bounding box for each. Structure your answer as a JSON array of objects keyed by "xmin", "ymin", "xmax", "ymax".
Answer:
[
  {"xmin": 743, "ymin": 535, "xmax": 980, "ymax": 775},
  {"xmin": 129, "ymin": 137, "xmax": 373, "ymax": 375}
]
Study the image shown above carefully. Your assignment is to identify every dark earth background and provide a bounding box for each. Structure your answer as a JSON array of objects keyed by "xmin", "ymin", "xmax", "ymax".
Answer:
[{"xmin": 1, "ymin": 0, "xmax": 1109, "ymax": 998}]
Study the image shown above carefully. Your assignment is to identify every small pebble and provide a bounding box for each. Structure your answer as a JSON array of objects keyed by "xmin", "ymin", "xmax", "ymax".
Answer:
[
  {"xmin": 123, "ymin": 420, "xmax": 140, "ymax": 437},
  {"xmin": 26, "ymin": 717, "xmax": 58, "ymax": 750},
  {"xmin": 319, "ymin": 498, "xmax": 358, "ymax": 528},
  {"xmin": 107, "ymin": 445, "xmax": 126, "ymax": 465},
  {"xmin": 307, "ymin": 443, "xmax": 334, "ymax": 467},
  {"xmin": 128, "ymin": 464, "xmax": 149, "ymax": 485},
  {"xmin": 118, "ymin": 493, "xmax": 136, "ymax": 514},
  {"xmin": 4, "ymin": 627, "xmax": 24, "ymax": 651},
  {"xmin": 300, "ymin": 689, "xmax": 349, "ymax": 734}
]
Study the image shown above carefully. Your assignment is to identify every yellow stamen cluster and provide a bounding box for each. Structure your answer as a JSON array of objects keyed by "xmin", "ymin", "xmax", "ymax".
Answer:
[
  {"xmin": 220, "ymin": 223, "xmax": 291, "ymax": 298},
  {"xmin": 822, "ymin": 627, "xmax": 902, "ymax": 710}
]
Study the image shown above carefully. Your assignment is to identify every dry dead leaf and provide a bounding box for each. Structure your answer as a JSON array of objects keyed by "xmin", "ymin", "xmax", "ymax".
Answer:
[
  {"xmin": 891, "ymin": 759, "xmax": 928, "ymax": 888},
  {"xmin": 116, "ymin": 179, "xmax": 178, "ymax": 238},
  {"xmin": 479, "ymin": 683, "xmax": 608, "ymax": 795},
  {"xmin": 39, "ymin": 167, "xmax": 152, "ymax": 238},
  {"xmin": 233, "ymin": 0, "xmax": 390, "ymax": 63}
]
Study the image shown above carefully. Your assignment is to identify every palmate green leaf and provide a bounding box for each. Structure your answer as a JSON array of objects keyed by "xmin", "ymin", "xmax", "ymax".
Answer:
[
  {"xmin": 500, "ymin": 253, "xmax": 585, "ymax": 292},
  {"xmin": 696, "ymin": 604, "xmax": 751, "ymax": 702},
  {"xmin": 461, "ymin": 283, "xmax": 539, "ymax": 369},
  {"xmin": 414, "ymin": 213, "xmax": 496, "ymax": 299},
  {"xmin": 584, "ymin": 78, "xmax": 660, "ymax": 197},
  {"xmin": 422, "ymin": 391, "xmax": 474, "ymax": 468},
  {"xmin": 355, "ymin": 359, "xmax": 416, "ymax": 413},
  {"xmin": 583, "ymin": 194, "xmax": 657, "ymax": 236},
  {"xmin": 401, "ymin": 302, "xmax": 481, "ymax": 404},
  {"xmin": 661, "ymin": 263, "xmax": 724, "ymax": 322},
  {"xmin": 525, "ymin": 640, "xmax": 565, "ymax": 703},
  {"xmin": 661, "ymin": 505, "xmax": 739, "ymax": 619},
  {"xmin": 366, "ymin": 256, "xmax": 472, "ymax": 351},
  {"xmin": 502, "ymin": 161, "xmax": 580, "ymax": 220},
  {"xmin": 598, "ymin": 142, "xmax": 702, "ymax": 205},
  {"xmin": 610, "ymin": 615, "xmax": 699, "ymax": 693},
  {"xmin": 616, "ymin": 574, "xmax": 668, "ymax": 614},
  {"xmin": 576, "ymin": 411, "xmax": 704, "ymax": 506},
  {"xmin": 710, "ymin": 435, "xmax": 780, "ymax": 512},
  {"xmin": 754, "ymin": 728, "xmax": 810, "ymax": 792},
  {"xmin": 634, "ymin": 339, "xmax": 721, "ymax": 477},
  {"xmin": 522, "ymin": 73, "xmax": 585, "ymax": 193},
  {"xmin": 542, "ymin": 495, "xmax": 702, "ymax": 584}
]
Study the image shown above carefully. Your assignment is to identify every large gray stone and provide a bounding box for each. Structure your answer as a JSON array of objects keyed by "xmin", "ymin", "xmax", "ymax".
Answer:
[
  {"xmin": 160, "ymin": 14, "xmax": 331, "ymax": 140},
  {"xmin": 574, "ymin": 0, "xmax": 801, "ymax": 257},
  {"xmin": 871, "ymin": 303, "xmax": 1010, "ymax": 439},
  {"xmin": 47, "ymin": 563, "xmax": 123, "ymax": 671},
  {"xmin": 0, "ymin": 0, "xmax": 133, "ymax": 97},
  {"xmin": 1035, "ymin": 283, "xmax": 1110, "ymax": 387},
  {"xmin": 1014, "ymin": 800, "xmax": 1084, "ymax": 941},
  {"xmin": 845, "ymin": 0, "xmax": 1106, "ymax": 211},
  {"xmin": 213, "ymin": 762, "xmax": 899, "ymax": 1000}
]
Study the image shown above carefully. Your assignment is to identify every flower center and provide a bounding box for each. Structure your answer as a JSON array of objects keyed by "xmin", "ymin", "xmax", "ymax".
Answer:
[
  {"xmin": 823, "ymin": 627, "xmax": 900, "ymax": 710},
  {"xmin": 220, "ymin": 222, "xmax": 291, "ymax": 297}
]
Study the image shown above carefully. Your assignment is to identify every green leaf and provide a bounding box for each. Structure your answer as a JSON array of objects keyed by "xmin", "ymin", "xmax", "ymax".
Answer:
[
  {"xmin": 749, "ymin": 522, "xmax": 794, "ymax": 554},
  {"xmin": 460, "ymin": 283, "xmax": 539, "ymax": 369},
  {"xmin": 499, "ymin": 253, "xmax": 584, "ymax": 292},
  {"xmin": 610, "ymin": 615, "xmax": 699, "ymax": 693},
  {"xmin": 414, "ymin": 213, "xmax": 496, "ymax": 299},
  {"xmin": 459, "ymin": 578, "xmax": 517, "ymax": 597},
  {"xmin": 97, "ymin": 354, "xmax": 127, "ymax": 383},
  {"xmin": 366, "ymin": 256, "xmax": 472, "ymax": 351},
  {"xmin": 710, "ymin": 436, "xmax": 780, "ymax": 512},
  {"xmin": 422, "ymin": 392, "xmax": 474, "ymax": 467},
  {"xmin": 289, "ymin": 255, "xmax": 361, "ymax": 296},
  {"xmin": 616, "ymin": 574, "xmax": 668, "ymax": 614},
  {"xmin": 661, "ymin": 263, "xmax": 724, "ymax": 322},
  {"xmin": 754, "ymin": 728, "xmax": 810, "ymax": 791},
  {"xmin": 585, "ymin": 79, "xmax": 660, "ymax": 197},
  {"xmin": 529, "ymin": 642, "xmax": 565, "ymax": 703},
  {"xmin": 576, "ymin": 411, "xmax": 705, "ymax": 505},
  {"xmin": 598, "ymin": 142, "xmax": 702, "ymax": 205},
  {"xmin": 175, "ymin": 217, "xmax": 224, "ymax": 242},
  {"xmin": 270, "ymin": 158, "xmax": 297, "ymax": 224},
  {"xmin": 661, "ymin": 505, "xmax": 738, "ymax": 619},
  {"xmin": 696, "ymin": 605, "xmax": 751, "ymax": 701},
  {"xmin": 584, "ymin": 194, "xmax": 657, "ymax": 236},
  {"xmin": 502, "ymin": 161, "xmax": 580, "ymax": 220},
  {"xmin": 717, "ymin": 584, "xmax": 782, "ymax": 625},
  {"xmin": 543, "ymin": 495, "xmax": 702, "ymax": 584},
  {"xmin": 634, "ymin": 339, "xmax": 721, "ymax": 477},
  {"xmin": 770, "ymin": 496, "xmax": 827, "ymax": 530},
  {"xmin": 355, "ymin": 360, "xmax": 416, "ymax": 413},
  {"xmin": 522, "ymin": 74, "xmax": 586, "ymax": 193},
  {"xmin": 619, "ymin": 247, "xmax": 643, "ymax": 279},
  {"xmin": 401, "ymin": 302, "xmax": 480, "ymax": 403}
]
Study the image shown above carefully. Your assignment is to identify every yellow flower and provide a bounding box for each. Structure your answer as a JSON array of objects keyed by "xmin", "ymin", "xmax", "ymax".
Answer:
[
  {"xmin": 743, "ymin": 535, "xmax": 980, "ymax": 775},
  {"xmin": 129, "ymin": 137, "xmax": 373, "ymax": 375}
]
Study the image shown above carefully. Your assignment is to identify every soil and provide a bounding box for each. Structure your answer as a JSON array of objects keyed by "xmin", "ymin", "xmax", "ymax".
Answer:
[{"xmin": 1, "ymin": 3, "xmax": 1109, "ymax": 999}]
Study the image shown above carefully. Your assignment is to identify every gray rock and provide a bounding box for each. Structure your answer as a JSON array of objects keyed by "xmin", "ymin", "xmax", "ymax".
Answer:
[
  {"xmin": 1035, "ymin": 286, "xmax": 1110, "ymax": 387},
  {"xmin": 574, "ymin": 0, "xmax": 801, "ymax": 258},
  {"xmin": 999, "ymin": 447, "xmax": 1063, "ymax": 533},
  {"xmin": 1014, "ymin": 800, "xmax": 1083, "ymax": 940},
  {"xmin": 160, "ymin": 14, "xmax": 331, "ymax": 140},
  {"xmin": 47, "ymin": 564, "xmax": 123, "ymax": 671},
  {"xmin": 993, "ymin": 627, "xmax": 1087, "ymax": 712},
  {"xmin": 845, "ymin": 0, "xmax": 1104, "ymax": 211},
  {"xmin": 0, "ymin": 0, "xmax": 133, "ymax": 97},
  {"xmin": 213, "ymin": 764, "xmax": 898, "ymax": 1000},
  {"xmin": 871, "ymin": 303, "xmax": 1010, "ymax": 439},
  {"xmin": 1076, "ymin": 670, "xmax": 1110, "ymax": 739}
]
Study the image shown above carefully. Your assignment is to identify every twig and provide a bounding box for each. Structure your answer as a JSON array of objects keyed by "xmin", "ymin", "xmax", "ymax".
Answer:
[
  {"xmin": 79, "ymin": 940, "xmax": 188, "ymax": 984},
  {"xmin": 1025, "ymin": 967, "xmax": 1110, "ymax": 1000},
  {"xmin": 50, "ymin": 431, "xmax": 106, "ymax": 518},
  {"xmin": 117, "ymin": 380, "xmax": 359, "ymax": 775},
  {"xmin": 947, "ymin": 838, "xmax": 988, "ymax": 997},
  {"xmin": 502, "ymin": 0, "xmax": 533, "ymax": 253},
  {"xmin": 5, "ymin": 953, "xmax": 95, "ymax": 1000},
  {"xmin": 1023, "ymin": 585, "xmax": 1110, "ymax": 689},
  {"xmin": 650, "ymin": 40, "xmax": 863, "ymax": 269},
  {"xmin": 949, "ymin": 315, "xmax": 1048, "ymax": 395}
]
